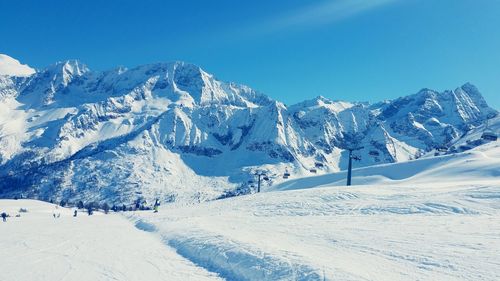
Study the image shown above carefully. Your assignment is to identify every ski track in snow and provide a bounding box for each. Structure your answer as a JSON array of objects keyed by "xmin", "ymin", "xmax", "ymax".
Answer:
[
  {"xmin": 129, "ymin": 181, "xmax": 500, "ymax": 281},
  {"xmin": 1, "ymin": 143, "xmax": 499, "ymax": 280},
  {"xmin": 127, "ymin": 143, "xmax": 500, "ymax": 281},
  {"xmin": 0, "ymin": 200, "xmax": 223, "ymax": 281}
]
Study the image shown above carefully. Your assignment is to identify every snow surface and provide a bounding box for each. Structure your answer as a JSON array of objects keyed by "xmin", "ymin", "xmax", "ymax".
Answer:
[
  {"xmin": 0, "ymin": 54, "xmax": 35, "ymax": 77},
  {"xmin": 0, "ymin": 200, "xmax": 221, "ymax": 281},
  {"xmin": 1, "ymin": 142, "xmax": 499, "ymax": 280},
  {"xmin": 127, "ymin": 143, "xmax": 500, "ymax": 280},
  {"xmin": 270, "ymin": 140, "xmax": 500, "ymax": 191}
]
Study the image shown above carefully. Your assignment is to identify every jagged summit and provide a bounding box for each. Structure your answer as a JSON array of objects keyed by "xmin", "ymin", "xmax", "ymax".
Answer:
[
  {"xmin": 46, "ymin": 59, "xmax": 90, "ymax": 77},
  {"xmin": 0, "ymin": 56, "xmax": 497, "ymax": 204}
]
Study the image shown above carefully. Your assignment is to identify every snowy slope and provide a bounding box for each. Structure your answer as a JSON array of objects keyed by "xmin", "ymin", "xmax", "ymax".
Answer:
[
  {"xmin": 129, "ymin": 143, "xmax": 500, "ymax": 280},
  {"xmin": 0, "ymin": 54, "xmax": 35, "ymax": 77},
  {"xmin": 0, "ymin": 54, "xmax": 497, "ymax": 204},
  {"xmin": 1, "ymin": 143, "xmax": 499, "ymax": 280},
  {"xmin": 0, "ymin": 200, "xmax": 222, "ymax": 281},
  {"xmin": 270, "ymin": 141, "xmax": 500, "ymax": 191}
]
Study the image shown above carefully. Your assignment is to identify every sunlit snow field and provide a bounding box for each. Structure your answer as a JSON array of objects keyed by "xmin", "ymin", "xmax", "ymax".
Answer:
[{"xmin": 1, "ymin": 143, "xmax": 499, "ymax": 281}]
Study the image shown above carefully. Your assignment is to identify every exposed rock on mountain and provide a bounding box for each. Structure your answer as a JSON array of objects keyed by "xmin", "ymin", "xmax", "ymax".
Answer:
[{"xmin": 0, "ymin": 55, "xmax": 497, "ymax": 204}]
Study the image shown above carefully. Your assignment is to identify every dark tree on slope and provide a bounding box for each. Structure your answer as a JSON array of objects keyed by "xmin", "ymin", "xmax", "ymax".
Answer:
[
  {"xmin": 102, "ymin": 202, "xmax": 110, "ymax": 214},
  {"xmin": 86, "ymin": 202, "xmax": 94, "ymax": 215},
  {"xmin": 77, "ymin": 201, "xmax": 84, "ymax": 209}
]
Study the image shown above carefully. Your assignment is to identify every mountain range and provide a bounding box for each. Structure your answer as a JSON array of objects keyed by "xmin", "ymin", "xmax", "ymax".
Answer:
[{"xmin": 0, "ymin": 54, "xmax": 497, "ymax": 204}]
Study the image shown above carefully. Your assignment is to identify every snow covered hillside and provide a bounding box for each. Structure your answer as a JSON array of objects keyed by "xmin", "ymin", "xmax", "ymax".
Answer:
[
  {"xmin": 2, "ymin": 142, "xmax": 498, "ymax": 280},
  {"xmin": 0, "ymin": 199, "xmax": 222, "ymax": 281},
  {"xmin": 0, "ymin": 54, "xmax": 498, "ymax": 204},
  {"xmin": 0, "ymin": 54, "xmax": 35, "ymax": 77},
  {"xmin": 270, "ymin": 137, "xmax": 500, "ymax": 191},
  {"xmin": 129, "ymin": 142, "xmax": 500, "ymax": 280}
]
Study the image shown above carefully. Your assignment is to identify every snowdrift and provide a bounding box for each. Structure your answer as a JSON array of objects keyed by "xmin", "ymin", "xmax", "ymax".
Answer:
[{"xmin": 270, "ymin": 142, "xmax": 500, "ymax": 192}]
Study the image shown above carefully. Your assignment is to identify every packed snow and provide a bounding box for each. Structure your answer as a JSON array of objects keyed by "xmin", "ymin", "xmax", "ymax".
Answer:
[
  {"xmin": 127, "ymin": 142, "xmax": 500, "ymax": 280},
  {"xmin": 0, "ymin": 200, "xmax": 222, "ymax": 281}
]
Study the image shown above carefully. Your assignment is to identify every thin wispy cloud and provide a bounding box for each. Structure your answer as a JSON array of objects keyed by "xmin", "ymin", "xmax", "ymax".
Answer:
[{"xmin": 248, "ymin": 0, "xmax": 397, "ymax": 35}]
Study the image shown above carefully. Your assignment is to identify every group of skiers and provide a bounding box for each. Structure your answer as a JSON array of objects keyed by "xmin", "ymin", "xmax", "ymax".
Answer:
[{"xmin": 1, "ymin": 199, "xmax": 161, "ymax": 222}]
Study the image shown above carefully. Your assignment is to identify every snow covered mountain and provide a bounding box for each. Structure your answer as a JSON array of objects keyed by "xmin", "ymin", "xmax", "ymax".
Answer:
[
  {"xmin": 0, "ymin": 55, "xmax": 497, "ymax": 204},
  {"xmin": 2, "ymin": 142, "xmax": 499, "ymax": 280},
  {"xmin": 0, "ymin": 54, "xmax": 35, "ymax": 77}
]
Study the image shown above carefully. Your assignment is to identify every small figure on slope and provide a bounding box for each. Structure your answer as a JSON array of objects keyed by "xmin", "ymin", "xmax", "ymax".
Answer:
[
  {"xmin": 153, "ymin": 199, "xmax": 160, "ymax": 213},
  {"xmin": 53, "ymin": 206, "xmax": 61, "ymax": 219},
  {"xmin": 1, "ymin": 212, "xmax": 7, "ymax": 222}
]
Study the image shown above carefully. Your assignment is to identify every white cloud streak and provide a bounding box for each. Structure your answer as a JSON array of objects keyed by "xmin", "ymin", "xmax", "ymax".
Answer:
[{"xmin": 254, "ymin": 0, "xmax": 397, "ymax": 34}]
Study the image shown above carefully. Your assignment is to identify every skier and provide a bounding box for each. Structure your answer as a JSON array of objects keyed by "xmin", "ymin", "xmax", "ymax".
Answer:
[
  {"xmin": 153, "ymin": 199, "xmax": 160, "ymax": 213},
  {"xmin": 73, "ymin": 210, "xmax": 78, "ymax": 217},
  {"xmin": 53, "ymin": 206, "xmax": 60, "ymax": 219},
  {"xmin": 1, "ymin": 212, "xmax": 7, "ymax": 222}
]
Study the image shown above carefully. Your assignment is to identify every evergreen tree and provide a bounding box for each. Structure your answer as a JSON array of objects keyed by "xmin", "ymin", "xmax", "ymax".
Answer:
[
  {"xmin": 102, "ymin": 202, "xmax": 110, "ymax": 214},
  {"xmin": 86, "ymin": 202, "xmax": 94, "ymax": 215}
]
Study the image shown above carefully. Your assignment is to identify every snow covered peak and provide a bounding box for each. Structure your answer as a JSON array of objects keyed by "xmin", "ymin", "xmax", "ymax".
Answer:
[
  {"xmin": 0, "ymin": 54, "xmax": 35, "ymax": 77},
  {"xmin": 290, "ymin": 95, "xmax": 355, "ymax": 113},
  {"xmin": 460, "ymin": 82, "xmax": 480, "ymax": 94},
  {"xmin": 46, "ymin": 60, "xmax": 89, "ymax": 77},
  {"xmin": 456, "ymin": 82, "xmax": 488, "ymax": 106},
  {"xmin": 14, "ymin": 59, "xmax": 90, "ymax": 107},
  {"xmin": 377, "ymin": 83, "xmax": 496, "ymax": 122},
  {"xmin": 291, "ymin": 96, "xmax": 331, "ymax": 108}
]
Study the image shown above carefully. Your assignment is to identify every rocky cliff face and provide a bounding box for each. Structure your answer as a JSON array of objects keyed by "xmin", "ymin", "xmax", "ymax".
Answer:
[{"xmin": 0, "ymin": 56, "xmax": 497, "ymax": 204}]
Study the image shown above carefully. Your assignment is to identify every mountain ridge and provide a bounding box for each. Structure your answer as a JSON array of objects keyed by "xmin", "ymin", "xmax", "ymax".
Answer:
[{"xmin": 0, "ymin": 55, "xmax": 497, "ymax": 204}]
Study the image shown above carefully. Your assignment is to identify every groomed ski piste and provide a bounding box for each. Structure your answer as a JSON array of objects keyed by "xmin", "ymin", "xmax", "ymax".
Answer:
[{"xmin": 1, "ymin": 142, "xmax": 499, "ymax": 281}]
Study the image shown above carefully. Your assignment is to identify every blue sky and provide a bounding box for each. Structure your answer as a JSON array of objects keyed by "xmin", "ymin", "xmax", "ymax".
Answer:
[{"xmin": 1, "ymin": 0, "xmax": 499, "ymax": 108}]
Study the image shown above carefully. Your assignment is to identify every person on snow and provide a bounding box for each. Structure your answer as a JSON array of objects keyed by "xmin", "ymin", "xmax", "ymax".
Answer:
[
  {"xmin": 153, "ymin": 199, "xmax": 160, "ymax": 213},
  {"xmin": 53, "ymin": 206, "xmax": 61, "ymax": 219},
  {"xmin": 73, "ymin": 210, "xmax": 78, "ymax": 217},
  {"xmin": 1, "ymin": 212, "xmax": 7, "ymax": 222}
]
